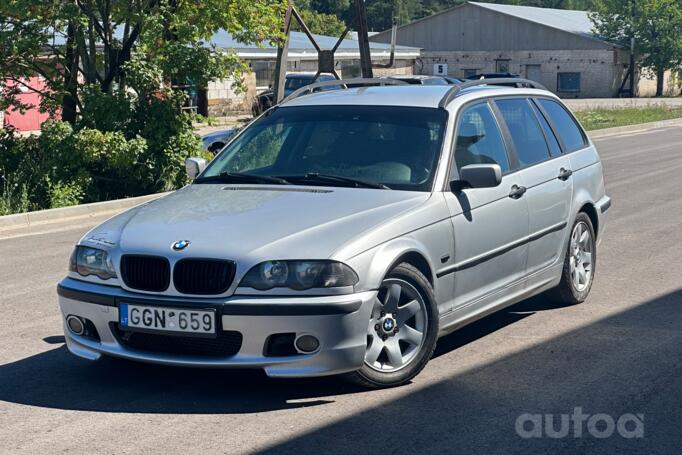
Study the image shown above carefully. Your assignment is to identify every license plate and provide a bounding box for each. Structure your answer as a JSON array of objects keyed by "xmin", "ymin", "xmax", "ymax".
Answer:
[{"xmin": 119, "ymin": 303, "xmax": 216, "ymax": 336}]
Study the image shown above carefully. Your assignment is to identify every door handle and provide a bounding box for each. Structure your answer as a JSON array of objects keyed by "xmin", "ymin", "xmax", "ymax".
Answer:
[
  {"xmin": 558, "ymin": 168, "xmax": 573, "ymax": 181},
  {"xmin": 509, "ymin": 185, "xmax": 527, "ymax": 199}
]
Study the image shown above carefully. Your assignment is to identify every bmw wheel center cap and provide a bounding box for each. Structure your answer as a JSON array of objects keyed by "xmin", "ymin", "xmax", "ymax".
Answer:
[{"xmin": 383, "ymin": 318, "xmax": 395, "ymax": 332}]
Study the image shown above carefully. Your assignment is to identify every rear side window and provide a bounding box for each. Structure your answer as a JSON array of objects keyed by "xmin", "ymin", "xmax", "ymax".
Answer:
[
  {"xmin": 453, "ymin": 102, "xmax": 511, "ymax": 173},
  {"xmin": 495, "ymin": 98, "xmax": 551, "ymax": 167},
  {"xmin": 538, "ymin": 99, "xmax": 587, "ymax": 152},
  {"xmin": 530, "ymin": 101, "xmax": 562, "ymax": 157}
]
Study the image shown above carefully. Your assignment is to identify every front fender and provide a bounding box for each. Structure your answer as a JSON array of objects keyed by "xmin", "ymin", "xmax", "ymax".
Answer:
[
  {"xmin": 344, "ymin": 214, "xmax": 454, "ymax": 302},
  {"xmin": 346, "ymin": 238, "xmax": 436, "ymax": 294}
]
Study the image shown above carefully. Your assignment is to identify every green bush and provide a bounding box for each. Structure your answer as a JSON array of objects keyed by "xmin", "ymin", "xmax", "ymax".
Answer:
[
  {"xmin": 79, "ymin": 85, "xmax": 208, "ymax": 193},
  {"xmin": 47, "ymin": 178, "xmax": 84, "ymax": 208},
  {"xmin": 79, "ymin": 85, "xmax": 135, "ymax": 133},
  {"xmin": 73, "ymin": 127, "xmax": 149, "ymax": 201},
  {"xmin": 0, "ymin": 121, "xmax": 149, "ymax": 212},
  {"xmin": 0, "ymin": 168, "xmax": 30, "ymax": 216},
  {"xmin": 0, "ymin": 86, "xmax": 209, "ymax": 215}
]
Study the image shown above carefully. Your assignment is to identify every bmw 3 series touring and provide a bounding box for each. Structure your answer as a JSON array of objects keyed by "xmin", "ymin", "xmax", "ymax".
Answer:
[{"xmin": 58, "ymin": 79, "xmax": 611, "ymax": 388}]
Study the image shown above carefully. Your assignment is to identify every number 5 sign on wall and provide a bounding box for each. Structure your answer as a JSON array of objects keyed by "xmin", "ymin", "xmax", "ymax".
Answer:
[{"xmin": 433, "ymin": 63, "xmax": 448, "ymax": 76}]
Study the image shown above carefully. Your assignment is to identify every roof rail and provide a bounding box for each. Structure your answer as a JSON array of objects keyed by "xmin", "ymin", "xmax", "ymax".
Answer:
[
  {"xmin": 438, "ymin": 78, "xmax": 548, "ymax": 109},
  {"xmin": 282, "ymin": 77, "xmax": 409, "ymax": 104}
]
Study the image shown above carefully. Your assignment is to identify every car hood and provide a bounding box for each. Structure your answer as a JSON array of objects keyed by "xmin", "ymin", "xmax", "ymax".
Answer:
[{"xmin": 83, "ymin": 184, "xmax": 430, "ymax": 263}]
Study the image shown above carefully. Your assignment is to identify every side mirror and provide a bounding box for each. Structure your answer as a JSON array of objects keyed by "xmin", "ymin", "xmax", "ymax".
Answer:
[
  {"xmin": 185, "ymin": 157, "xmax": 207, "ymax": 180},
  {"xmin": 451, "ymin": 164, "xmax": 502, "ymax": 191}
]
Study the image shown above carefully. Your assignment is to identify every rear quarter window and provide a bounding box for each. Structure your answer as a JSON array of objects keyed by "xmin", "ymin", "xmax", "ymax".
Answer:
[
  {"xmin": 495, "ymin": 98, "xmax": 551, "ymax": 168},
  {"xmin": 530, "ymin": 101, "xmax": 562, "ymax": 157},
  {"xmin": 538, "ymin": 99, "xmax": 587, "ymax": 152}
]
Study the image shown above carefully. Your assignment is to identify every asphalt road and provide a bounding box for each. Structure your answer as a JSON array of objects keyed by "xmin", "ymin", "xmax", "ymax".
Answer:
[{"xmin": 1, "ymin": 126, "xmax": 682, "ymax": 454}]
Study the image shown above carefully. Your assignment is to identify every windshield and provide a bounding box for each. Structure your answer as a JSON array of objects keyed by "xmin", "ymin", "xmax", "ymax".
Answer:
[{"xmin": 200, "ymin": 105, "xmax": 448, "ymax": 191}]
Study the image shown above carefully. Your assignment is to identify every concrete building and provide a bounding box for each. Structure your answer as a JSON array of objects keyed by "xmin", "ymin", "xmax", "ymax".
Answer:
[{"xmin": 370, "ymin": 1, "xmax": 680, "ymax": 98}]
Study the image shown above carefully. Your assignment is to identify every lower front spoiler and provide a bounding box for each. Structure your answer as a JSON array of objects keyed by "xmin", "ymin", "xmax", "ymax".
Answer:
[
  {"xmin": 64, "ymin": 331, "xmax": 366, "ymax": 378},
  {"xmin": 59, "ymin": 285, "xmax": 375, "ymax": 378}
]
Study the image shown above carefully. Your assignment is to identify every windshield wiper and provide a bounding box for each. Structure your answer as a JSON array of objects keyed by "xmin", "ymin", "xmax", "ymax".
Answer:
[
  {"xmin": 278, "ymin": 173, "xmax": 389, "ymax": 189},
  {"xmin": 194, "ymin": 172, "xmax": 291, "ymax": 185}
]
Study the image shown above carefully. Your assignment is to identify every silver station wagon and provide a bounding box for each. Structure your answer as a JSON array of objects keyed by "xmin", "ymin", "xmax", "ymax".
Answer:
[{"xmin": 58, "ymin": 78, "xmax": 611, "ymax": 388}]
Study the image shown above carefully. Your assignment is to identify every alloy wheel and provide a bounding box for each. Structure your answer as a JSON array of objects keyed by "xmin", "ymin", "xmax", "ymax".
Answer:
[
  {"xmin": 364, "ymin": 278, "xmax": 428, "ymax": 373},
  {"xmin": 569, "ymin": 221, "xmax": 593, "ymax": 292}
]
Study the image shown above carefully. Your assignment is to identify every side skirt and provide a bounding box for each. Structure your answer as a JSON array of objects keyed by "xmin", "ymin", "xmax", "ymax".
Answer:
[{"xmin": 437, "ymin": 263, "xmax": 562, "ymax": 338}]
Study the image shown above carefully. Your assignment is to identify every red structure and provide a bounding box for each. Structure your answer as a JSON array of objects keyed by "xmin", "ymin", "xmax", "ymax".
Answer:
[{"xmin": 2, "ymin": 77, "xmax": 55, "ymax": 132}]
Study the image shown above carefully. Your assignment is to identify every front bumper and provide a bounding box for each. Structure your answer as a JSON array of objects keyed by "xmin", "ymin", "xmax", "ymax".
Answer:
[
  {"xmin": 57, "ymin": 277, "xmax": 374, "ymax": 378},
  {"xmin": 596, "ymin": 194, "xmax": 611, "ymax": 246}
]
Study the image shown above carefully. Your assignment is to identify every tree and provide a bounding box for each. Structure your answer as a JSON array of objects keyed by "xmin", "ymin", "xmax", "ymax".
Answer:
[
  {"xmin": 1, "ymin": 0, "xmax": 287, "ymax": 214},
  {"xmin": 291, "ymin": 0, "xmax": 347, "ymax": 37},
  {"xmin": 366, "ymin": 0, "xmax": 424, "ymax": 31},
  {"xmin": 294, "ymin": 8, "xmax": 348, "ymax": 36},
  {"xmin": 0, "ymin": 0, "xmax": 286, "ymax": 121},
  {"xmin": 309, "ymin": 0, "xmax": 350, "ymax": 17},
  {"xmin": 591, "ymin": 0, "xmax": 682, "ymax": 96}
]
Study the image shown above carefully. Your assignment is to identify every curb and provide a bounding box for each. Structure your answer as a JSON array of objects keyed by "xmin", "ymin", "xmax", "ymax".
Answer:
[
  {"xmin": 0, "ymin": 192, "xmax": 168, "ymax": 232},
  {"xmin": 588, "ymin": 118, "xmax": 682, "ymax": 139}
]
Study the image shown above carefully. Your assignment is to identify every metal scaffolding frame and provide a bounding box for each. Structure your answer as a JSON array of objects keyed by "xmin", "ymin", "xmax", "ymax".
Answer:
[{"xmin": 273, "ymin": 0, "xmax": 397, "ymax": 103}]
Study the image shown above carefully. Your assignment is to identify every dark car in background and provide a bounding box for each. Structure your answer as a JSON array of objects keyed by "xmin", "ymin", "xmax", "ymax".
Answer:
[{"xmin": 252, "ymin": 73, "xmax": 337, "ymax": 115}]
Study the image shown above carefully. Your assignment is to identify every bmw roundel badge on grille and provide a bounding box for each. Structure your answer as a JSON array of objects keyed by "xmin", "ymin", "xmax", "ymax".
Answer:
[{"xmin": 171, "ymin": 240, "xmax": 190, "ymax": 251}]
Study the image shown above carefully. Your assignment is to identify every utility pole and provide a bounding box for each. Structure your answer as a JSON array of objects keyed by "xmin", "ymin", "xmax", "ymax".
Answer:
[
  {"xmin": 273, "ymin": 1, "xmax": 293, "ymax": 103},
  {"xmin": 629, "ymin": 37, "xmax": 635, "ymax": 98},
  {"xmin": 629, "ymin": 0, "xmax": 636, "ymax": 98},
  {"xmin": 354, "ymin": 0, "xmax": 374, "ymax": 78}
]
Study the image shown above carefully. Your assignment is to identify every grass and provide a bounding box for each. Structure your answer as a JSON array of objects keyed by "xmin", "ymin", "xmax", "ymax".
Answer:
[
  {"xmin": 575, "ymin": 106, "xmax": 682, "ymax": 131},
  {"xmin": 191, "ymin": 114, "xmax": 220, "ymax": 126}
]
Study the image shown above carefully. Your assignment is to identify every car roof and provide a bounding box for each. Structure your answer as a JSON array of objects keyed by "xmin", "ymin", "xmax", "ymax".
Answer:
[
  {"xmin": 281, "ymin": 84, "xmax": 554, "ymax": 109},
  {"xmin": 287, "ymin": 73, "xmax": 321, "ymax": 79},
  {"xmin": 201, "ymin": 128, "xmax": 236, "ymax": 140}
]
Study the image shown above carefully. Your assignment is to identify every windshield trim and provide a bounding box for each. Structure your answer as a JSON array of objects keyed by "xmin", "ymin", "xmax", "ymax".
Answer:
[{"xmin": 200, "ymin": 105, "xmax": 449, "ymax": 193}]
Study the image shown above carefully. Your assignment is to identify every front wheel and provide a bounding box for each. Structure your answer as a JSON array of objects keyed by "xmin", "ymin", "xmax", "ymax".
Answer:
[
  {"xmin": 551, "ymin": 213, "xmax": 597, "ymax": 305},
  {"xmin": 346, "ymin": 263, "xmax": 438, "ymax": 388}
]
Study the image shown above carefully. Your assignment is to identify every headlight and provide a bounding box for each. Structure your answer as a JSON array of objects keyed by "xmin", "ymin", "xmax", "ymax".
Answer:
[
  {"xmin": 240, "ymin": 260, "xmax": 358, "ymax": 291},
  {"xmin": 69, "ymin": 246, "xmax": 117, "ymax": 280}
]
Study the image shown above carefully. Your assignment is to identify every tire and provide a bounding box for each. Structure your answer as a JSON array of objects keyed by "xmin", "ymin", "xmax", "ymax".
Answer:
[
  {"xmin": 345, "ymin": 263, "xmax": 439, "ymax": 389},
  {"xmin": 550, "ymin": 212, "xmax": 597, "ymax": 305}
]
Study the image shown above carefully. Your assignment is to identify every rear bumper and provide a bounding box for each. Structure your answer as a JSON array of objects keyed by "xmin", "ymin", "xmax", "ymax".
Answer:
[{"xmin": 58, "ymin": 278, "xmax": 374, "ymax": 377}]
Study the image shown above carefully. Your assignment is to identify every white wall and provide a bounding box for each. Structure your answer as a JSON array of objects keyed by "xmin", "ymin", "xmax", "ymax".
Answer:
[{"xmin": 418, "ymin": 49, "xmax": 628, "ymax": 98}]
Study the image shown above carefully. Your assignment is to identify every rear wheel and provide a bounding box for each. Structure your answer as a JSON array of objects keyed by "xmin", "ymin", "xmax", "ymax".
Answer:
[
  {"xmin": 346, "ymin": 263, "xmax": 438, "ymax": 388},
  {"xmin": 551, "ymin": 212, "xmax": 596, "ymax": 305}
]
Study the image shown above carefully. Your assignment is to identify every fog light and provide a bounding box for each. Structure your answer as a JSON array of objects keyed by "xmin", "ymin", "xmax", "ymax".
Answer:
[
  {"xmin": 295, "ymin": 334, "xmax": 320, "ymax": 353},
  {"xmin": 66, "ymin": 315, "xmax": 85, "ymax": 336}
]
